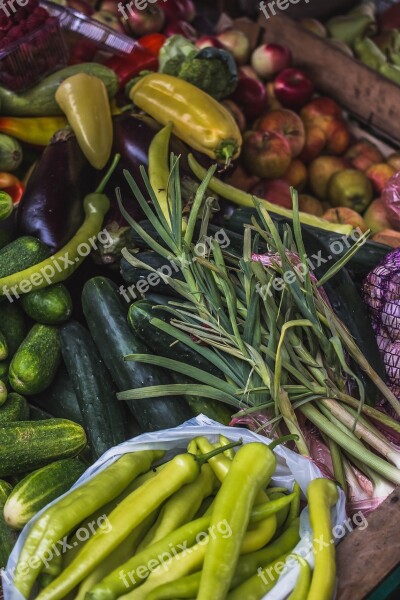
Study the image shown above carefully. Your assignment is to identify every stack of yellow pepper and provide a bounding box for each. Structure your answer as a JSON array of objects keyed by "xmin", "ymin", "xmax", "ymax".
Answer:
[{"xmin": 11, "ymin": 436, "xmax": 339, "ymax": 600}]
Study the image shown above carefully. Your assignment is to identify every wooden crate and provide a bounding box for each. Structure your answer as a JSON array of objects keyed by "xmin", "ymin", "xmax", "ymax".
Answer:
[{"xmin": 260, "ymin": 14, "xmax": 400, "ymax": 146}]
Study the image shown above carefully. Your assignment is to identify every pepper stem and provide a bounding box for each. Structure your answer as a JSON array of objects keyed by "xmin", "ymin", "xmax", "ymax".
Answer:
[
  {"xmin": 269, "ymin": 434, "xmax": 299, "ymax": 451},
  {"xmin": 194, "ymin": 439, "xmax": 242, "ymax": 466},
  {"xmin": 95, "ymin": 154, "xmax": 121, "ymax": 194}
]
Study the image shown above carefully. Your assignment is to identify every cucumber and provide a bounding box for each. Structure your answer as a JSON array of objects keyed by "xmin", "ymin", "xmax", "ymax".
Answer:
[
  {"xmin": 0, "ymin": 392, "xmax": 29, "ymax": 423},
  {"xmin": 0, "ymin": 235, "xmax": 51, "ymax": 279},
  {"xmin": 31, "ymin": 365, "xmax": 83, "ymax": 426},
  {"xmin": 20, "ymin": 283, "xmax": 73, "ymax": 325},
  {"xmin": 0, "ymin": 133, "xmax": 22, "ymax": 171},
  {"xmin": 0, "ymin": 479, "xmax": 16, "ymax": 568},
  {"xmin": 0, "ymin": 191, "xmax": 13, "ymax": 220},
  {"xmin": 4, "ymin": 458, "xmax": 85, "ymax": 529},
  {"xmin": 82, "ymin": 277, "xmax": 193, "ymax": 433},
  {"xmin": 0, "ymin": 328, "xmax": 8, "ymax": 359},
  {"xmin": 0, "ymin": 419, "xmax": 87, "ymax": 476},
  {"xmin": 0, "ymin": 302, "xmax": 27, "ymax": 356},
  {"xmin": 0, "ymin": 358, "xmax": 9, "ymax": 385},
  {"xmin": 9, "ymin": 324, "xmax": 61, "ymax": 395},
  {"xmin": 0, "ymin": 63, "xmax": 119, "ymax": 117},
  {"xmin": 128, "ymin": 300, "xmax": 232, "ymax": 425},
  {"xmin": 0, "ymin": 379, "xmax": 7, "ymax": 406},
  {"xmin": 60, "ymin": 321, "xmax": 129, "ymax": 459},
  {"xmin": 120, "ymin": 251, "xmax": 184, "ymax": 298}
]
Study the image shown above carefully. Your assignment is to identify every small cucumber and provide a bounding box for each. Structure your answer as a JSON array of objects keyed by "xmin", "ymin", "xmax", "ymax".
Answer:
[
  {"xmin": 0, "ymin": 235, "xmax": 51, "ymax": 279},
  {"xmin": 20, "ymin": 283, "xmax": 73, "ymax": 325},
  {"xmin": 0, "ymin": 302, "xmax": 27, "ymax": 356},
  {"xmin": 0, "ymin": 328, "xmax": 8, "ymax": 359},
  {"xmin": 9, "ymin": 324, "xmax": 61, "ymax": 395},
  {"xmin": 0, "ymin": 379, "xmax": 7, "ymax": 406},
  {"xmin": 0, "ymin": 392, "xmax": 29, "ymax": 423},
  {"xmin": 0, "ymin": 479, "xmax": 16, "ymax": 568},
  {"xmin": 4, "ymin": 458, "xmax": 85, "ymax": 529},
  {"xmin": 0, "ymin": 419, "xmax": 87, "ymax": 476},
  {"xmin": 0, "ymin": 191, "xmax": 13, "ymax": 221},
  {"xmin": 0, "ymin": 358, "xmax": 9, "ymax": 384},
  {"xmin": 0, "ymin": 133, "xmax": 22, "ymax": 171}
]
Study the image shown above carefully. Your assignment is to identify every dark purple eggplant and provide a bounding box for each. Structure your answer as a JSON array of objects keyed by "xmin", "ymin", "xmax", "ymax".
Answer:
[{"xmin": 17, "ymin": 129, "xmax": 98, "ymax": 253}]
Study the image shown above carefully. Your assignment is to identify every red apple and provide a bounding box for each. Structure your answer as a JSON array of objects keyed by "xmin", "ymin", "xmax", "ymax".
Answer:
[
  {"xmin": 230, "ymin": 76, "xmax": 269, "ymax": 121},
  {"xmin": 255, "ymin": 109, "xmax": 305, "ymax": 157},
  {"xmin": 160, "ymin": 0, "xmax": 196, "ymax": 23},
  {"xmin": 298, "ymin": 194, "xmax": 324, "ymax": 216},
  {"xmin": 282, "ymin": 159, "xmax": 308, "ymax": 191},
  {"xmin": 67, "ymin": 0, "xmax": 94, "ymax": 16},
  {"xmin": 164, "ymin": 20, "xmax": 197, "ymax": 41},
  {"xmin": 366, "ymin": 163, "xmax": 396, "ymax": 195},
  {"xmin": 121, "ymin": 4, "xmax": 165, "ymax": 36},
  {"xmin": 250, "ymin": 43, "xmax": 292, "ymax": 80},
  {"xmin": 323, "ymin": 207, "xmax": 368, "ymax": 232},
  {"xmin": 251, "ymin": 179, "xmax": 293, "ymax": 209},
  {"xmin": 372, "ymin": 229, "xmax": 400, "ymax": 247},
  {"xmin": 364, "ymin": 199, "xmax": 393, "ymax": 234},
  {"xmin": 300, "ymin": 97, "xmax": 343, "ymax": 123},
  {"xmin": 225, "ymin": 164, "xmax": 260, "ymax": 193},
  {"xmin": 345, "ymin": 139, "xmax": 384, "ymax": 172},
  {"xmin": 195, "ymin": 35, "xmax": 224, "ymax": 50},
  {"xmin": 217, "ymin": 29, "xmax": 251, "ymax": 65},
  {"xmin": 324, "ymin": 119, "xmax": 351, "ymax": 155},
  {"xmin": 92, "ymin": 10, "xmax": 125, "ymax": 33},
  {"xmin": 242, "ymin": 130, "xmax": 292, "ymax": 179},
  {"xmin": 274, "ymin": 68, "xmax": 314, "ymax": 110},
  {"xmin": 299, "ymin": 124, "xmax": 327, "ymax": 163}
]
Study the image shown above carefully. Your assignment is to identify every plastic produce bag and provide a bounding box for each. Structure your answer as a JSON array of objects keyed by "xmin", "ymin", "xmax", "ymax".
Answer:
[
  {"xmin": 382, "ymin": 171, "xmax": 400, "ymax": 230},
  {"xmin": 3, "ymin": 415, "xmax": 347, "ymax": 600}
]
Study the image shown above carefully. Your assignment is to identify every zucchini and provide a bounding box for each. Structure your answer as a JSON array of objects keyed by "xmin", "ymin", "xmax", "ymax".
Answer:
[
  {"xmin": 0, "ymin": 379, "xmax": 7, "ymax": 406},
  {"xmin": 0, "ymin": 63, "xmax": 119, "ymax": 117},
  {"xmin": 0, "ymin": 419, "xmax": 87, "ymax": 476},
  {"xmin": 20, "ymin": 283, "xmax": 73, "ymax": 325},
  {"xmin": 9, "ymin": 324, "xmax": 61, "ymax": 395},
  {"xmin": 0, "ymin": 133, "xmax": 23, "ymax": 171},
  {"xmin": 31, "ymin": 365, "xmax": 84, "ymax": 426},
  {"xmin": 0, "ymin": 392, "xmax": 29, "ymax": 423},
  {"xmin": 0, "ymin": 479, "xmax": 16, "ymax": 568},
  {"xmin": 0, "ymin": 235, "xmax": 50, "ymax": 279},
  {"xmin": 120, "ymin": 251, "xmax": 184, "ymax": 298},
  {"xmin": 0, "ymin": 302, "xmax": 27, "ymax": 357},
  {"xmin": 60, "ymin": 320, "xmax": 129, "ymax": 459},
  {"xmin": 82, "ymin": 277, "xmax": 193, "ymax": 433},
  {"xmin": 0, "ymin": 328, "xmax": 8, "ymax": 360},
  {"xmin": 0, "ymin": 190, "xmax": 13, "ymax": 220},
  {"xmin": 4, "ymin": 458, "xmax": 85, "ymax": 530},
  {"xmin": 0, "ymin": 358, "xmax": 10, "ymax": 385}
]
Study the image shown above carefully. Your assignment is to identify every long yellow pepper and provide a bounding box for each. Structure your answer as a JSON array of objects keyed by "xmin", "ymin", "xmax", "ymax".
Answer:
[{"xmin": 130, "ymin": 73, "xmax": 242, "ymax": 162}]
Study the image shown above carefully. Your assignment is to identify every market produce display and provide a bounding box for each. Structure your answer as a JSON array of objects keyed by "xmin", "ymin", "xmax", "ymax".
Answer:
[{"xmin": 1, "ymin": 0, "xmax": 400, "ymax": 598}]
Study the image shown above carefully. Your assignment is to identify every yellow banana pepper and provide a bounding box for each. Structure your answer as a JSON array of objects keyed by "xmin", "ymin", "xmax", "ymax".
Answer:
[
  {"xmin": 55, "ymin": 73, "xmax": 113, "ymax": 170},
  {"xmin": 129, "ymin": 73, "xmax": 242, "ymax": 162}
]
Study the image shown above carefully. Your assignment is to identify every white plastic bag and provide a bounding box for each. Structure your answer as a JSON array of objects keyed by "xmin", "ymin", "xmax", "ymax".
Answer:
[{"xmin": 3, "ymin": 415, "xmax": 347, "ymax": 600}]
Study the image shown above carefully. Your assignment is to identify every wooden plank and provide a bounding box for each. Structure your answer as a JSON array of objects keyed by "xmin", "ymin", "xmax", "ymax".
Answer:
[
  {"xmin": 260, "ymin": 14, "xmax": 400, "ymax": 145},
  {"xmin": 336, "ymin": 488, "xmax": 400, "ymax": 600}
]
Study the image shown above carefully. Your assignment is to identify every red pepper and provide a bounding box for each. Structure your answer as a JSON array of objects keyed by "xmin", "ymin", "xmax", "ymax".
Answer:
[
  {"xmin": 105, "ymin": 45, "xmax": 158, "ymax": 87},
  {"xmin": 137, "ymin": 33, "xmax": 167, "ymax": 56},
  {"xmin": 0, "ymin": 172, "xmax": 24, "ymax": 206}
]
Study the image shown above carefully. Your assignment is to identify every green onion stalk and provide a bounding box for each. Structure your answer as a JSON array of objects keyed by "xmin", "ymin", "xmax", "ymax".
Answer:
[{"xmin": 116, "ymin": 150, "xmax": 400, "ymax": 496}]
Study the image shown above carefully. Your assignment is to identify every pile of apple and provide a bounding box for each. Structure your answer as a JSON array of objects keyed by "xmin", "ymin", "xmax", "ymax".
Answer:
[{"xmin": 220, "ymin": 39, "xmax": 400, "ymax": 247}]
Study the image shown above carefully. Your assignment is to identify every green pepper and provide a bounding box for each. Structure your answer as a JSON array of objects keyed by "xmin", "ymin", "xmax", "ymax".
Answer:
[
  {"xmin": 227, "ymin": 553, "xmax": 291, "ymax": 600},
  {"xmin": 35, "ymin": 444, "xmax": 238, "ymax": 600},
  {"xmin": 306, "ymin": 478, "xmax": 339, "ymax": 600},
  {"xmin": 14, "ymin": 450, "xmax": 164, "ymax": 599},
  {"xmin": 287, "ymin": 554, "xmax": 311, "ymax": 600},
  {"xmin": 197, "ymin": 442, "xmax": 277, "ymax": 600}
]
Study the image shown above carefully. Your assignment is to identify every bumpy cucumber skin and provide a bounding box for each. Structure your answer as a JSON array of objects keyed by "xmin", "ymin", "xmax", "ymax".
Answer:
[
  {"xmin": 0, "ymin": 419, "xmax": 87, "ymax": 476},
  {"xmin": 20, "ymin": 284, "xmax": 73, "ymax": 325},
  {"xmin": 9, "ymin": 324, "xmax": 61, "ymax": 395},
  {"xmin": 0, "ymin": 328, "xmax": 8, "ymax": 360},
  {"xmin": 0, "ymin": 235, "xmax": 50, "ymax": 278},
  {"xmin": 0, "ymin": 133, "xmax": 22, "ymax": 171},
  {"xmin": 0, "ymin": 392, "xmax": 29, "ymax": 423},
  {"xmin": 4, "ymin": 458, "xmax": 85, "ymax": 529},
  {"xmin": 0, "ymin": 303, "xmax": 27, "ymax": 357}
]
